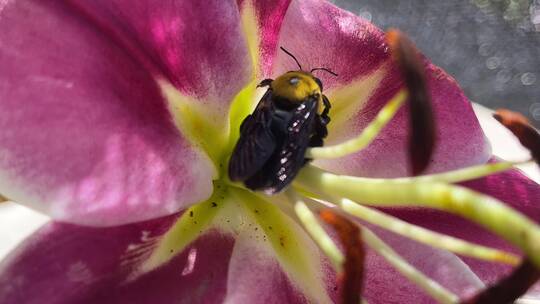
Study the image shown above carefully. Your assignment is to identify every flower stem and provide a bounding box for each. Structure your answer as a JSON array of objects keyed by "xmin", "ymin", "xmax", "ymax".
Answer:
[{"xmin": 296, "ymin": 165, "xmax": 540, "ymax": 268}]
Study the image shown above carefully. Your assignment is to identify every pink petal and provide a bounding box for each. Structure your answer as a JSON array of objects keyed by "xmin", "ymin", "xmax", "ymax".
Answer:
[
  {"xmin": 275, "ymin": 0, "xmax": 490, "ymax": 177},
  {"xmin": 385, "ymin": 166, "xmax": 540, "ymax": 286},
  {"xmin": 0, "ymin": 213, "xmax": 334, "ymax": 304},
  {"xmin": 0, "ymin": 216, "xmax": 234, "ymax": 304},
  {"xmin": 237, "ymin": 0, "xmax": 292, "ymax": 77},
  {"xmin": 273, "ymin": 0, "xmax": 389, "ymax": 89},
  {"xmin": 0, "ymin": 1, "xmax": 214, "ymax": 226},
  {"xmin": 68, "ymin": 0, "xmax": 252, "ymax": 105},
  {"xmin": 363, "ymin": 226, "xmax": 484, "ymax": 303},
  {"xmin": 223, "ymin": 234, "xmax": 316, "ymax": 304}
]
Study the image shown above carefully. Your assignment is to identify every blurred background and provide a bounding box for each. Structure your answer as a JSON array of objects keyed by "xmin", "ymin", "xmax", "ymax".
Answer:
[{"xmin": 332, "ymin": 0, "xmax": 540, "ymax": 126}]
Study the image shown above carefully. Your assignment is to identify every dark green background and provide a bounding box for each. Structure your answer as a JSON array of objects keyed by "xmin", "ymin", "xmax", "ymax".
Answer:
[{"xmin": 332, "ymin": 0, "xmax": 540, "ymax": 126}]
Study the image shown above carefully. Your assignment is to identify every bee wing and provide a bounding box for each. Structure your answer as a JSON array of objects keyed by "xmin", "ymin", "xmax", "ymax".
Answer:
[
  {"xmin": 228, "ymin": 90, "xmax": 277, "ymax": 181},
  {"xmin": 245, "ymin": 97, "xmax": 319, "ymax": 194}
]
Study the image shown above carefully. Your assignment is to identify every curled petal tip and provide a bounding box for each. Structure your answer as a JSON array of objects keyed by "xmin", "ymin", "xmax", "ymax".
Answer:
[
  {"xmin": 461, "ymin": 259, "xmax": 540, "ymax": 304},
  {"xmin": 319, "ymin": 210, "xmax": 365, "ymax": 304},
  {"xmin": 493, "ymin": 109, "xmax": 540, "ymax": 164},
  {"xmin": 385, "ymin": 30, "xmax": 436, "ymax": 176}
]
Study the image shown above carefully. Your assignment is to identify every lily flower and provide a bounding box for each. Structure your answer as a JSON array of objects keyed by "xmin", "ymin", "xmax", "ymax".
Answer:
[{"xmin": 0, "ymin": 0, "xmax": 539, "ymax": 303}]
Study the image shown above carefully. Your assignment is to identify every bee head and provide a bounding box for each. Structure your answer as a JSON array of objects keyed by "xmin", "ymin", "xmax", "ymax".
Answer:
[
  {"xmin": 271, "ymin": 71, "xmax": 323, "ymax": 102},
  {"xmin": 270, "ymin": 47, "xmax": 337, "ymax": 102}
]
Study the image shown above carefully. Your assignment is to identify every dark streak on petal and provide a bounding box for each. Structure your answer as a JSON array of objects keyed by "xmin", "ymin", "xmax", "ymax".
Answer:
[
  {"xmin": 319, "ymin": 210, "xmax": 365, "ymax": 304},
  {"xmin": 493, "ymin": 109, "xmax": 540, "ymax": 164},
  {"xmin": 461, "ymin": 259, "xmax": 540, "ymax": 304},
  {"xmin": 386, "ymin": 29, "xmax": 436, "ymax": 176}
]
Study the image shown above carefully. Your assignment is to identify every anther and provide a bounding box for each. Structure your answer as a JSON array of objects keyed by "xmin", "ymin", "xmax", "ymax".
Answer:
[
  {"xmin": 461, "ymin": 259, "xmax": 540, "ymax": 304},
  {"xmin": 386, "ymin": 29, "xmax": 436, "ymax": 175},
  {"xmin": 319, "ymin": 209, "xmax": 365, "ymax": 304},
  {"xmin": 493, "ymin": 109, "xmax": 540, "ymax": 165}
]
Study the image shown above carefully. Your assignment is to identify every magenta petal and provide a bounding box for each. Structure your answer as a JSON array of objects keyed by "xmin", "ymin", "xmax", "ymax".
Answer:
[
  {"xmin": 223, "ymin": 236, "xmax": 313, "ymax": 304},
  {"xmin": 237, "ymin": 0, "xmax": 292, "ymax": 77},
  {"xmin": 276, "ymin": 0, "xmax": 490, "ymax": 177},
  {"xmin": 386, "ymin": 165, "xmax": 540, "ymax": 286},
  {"xmin": 0, "ymin": 1, "xmax": 214, "ymax": 226},
  {"xmin": 0, "ymin": 215, "xmax": 329, "ymax": 304},
  {"xmin": 329, "ymin": 65, "xmax": 490, "ymax": 177},
  {"xmin": 273, "ymin": 0, "xmax": 388, "ymax": 89},
  {"xmin": 0, "ymin": 216, "xmax": 234, "ymax": 304},
  {"xmin": 67, "ymin": 0, "xmax": 252, "ymax": 104},
  {"xmin": 344, "ymin": 65, "xmax": 490, "ymax": 177},
  {"xmin": 363, "ymin": 227, "xmax": 483, "ymax": 304}
]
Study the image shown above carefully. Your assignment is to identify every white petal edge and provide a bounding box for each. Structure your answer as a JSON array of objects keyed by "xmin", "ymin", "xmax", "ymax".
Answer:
[
  {"xmin": 472, "ymin": 103, "xmax": 540, "ymax": 183},
  {"xmin": 0, "ymin": 201, "xmax": 49, "ymax": 260}
]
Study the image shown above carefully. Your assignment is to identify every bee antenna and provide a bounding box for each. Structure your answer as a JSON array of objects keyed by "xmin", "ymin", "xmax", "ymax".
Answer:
[
  {"xmin": 310, "ymin": 67, "xmax": 338, "ymax": 77},
  {"xmin": 280, "ymin": 46, "xmax": 303, "ymax": 71}
]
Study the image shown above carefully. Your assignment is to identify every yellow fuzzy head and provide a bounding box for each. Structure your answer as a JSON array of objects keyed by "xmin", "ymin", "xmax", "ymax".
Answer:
[{"xmin": 270, "ymin": 71, "xmax": 322, "ymax": 103}]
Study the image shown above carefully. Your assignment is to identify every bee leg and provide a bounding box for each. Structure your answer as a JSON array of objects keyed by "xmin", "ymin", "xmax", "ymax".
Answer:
[
  {"xmin": 308, "ymin": 95, "xmax": 331, "ymax": 150},
  {"xmin": 321, "ymin": 95, "xmax": 332, "ymax": 118},
  {"xmin": 257, "ymin": 79, "xmax": 273, "ymax": 88},
  {"xmin": 314, "ymin": 95, "xmax": 331, "ymax": 141},
  {"xmin": 239, "ymin": 114, "xmax": 253, "ymax": 132},
  {"xmin": 308, "ymin": 114, "xmax": 329, "ymax": 149}
]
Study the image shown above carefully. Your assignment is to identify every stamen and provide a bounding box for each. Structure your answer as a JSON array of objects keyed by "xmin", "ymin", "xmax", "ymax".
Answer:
[
  {"xmin": 386, "ymin": 29, "xmax": 436, "ymax": 175},
  {"xmin": 306, "ymin": 160, "xmax": 522, "ymax": 187},
  {"xmin": 301, "ymin": 194, "xmax": 460, "ymax": 303},
  {"xmin": 0, "ymin": 195, "xmax": 7, "ymax": 203},
  {"xmin": 305, "ymin": 90, "xmax": 407, "ymax": 159},
  {"xmin": 319, "ymin": 209, "xmax": 365, "ymax": 304},
  {"xmin": 493, "ymin": 109, "xmax": 540, "ymax": 164},
  {"xmin": 288, "ymin": 190, "xmax": 344, "ymax": 271},
  {"xmin": 398, "ymin": 160, "xmax": 528, "ymax": 184},
  {"xmin": 338, "ymin": 198, "xmax": 519, "ymax": 265},
  {"xmin": 361, "ymin": 226, "xmax": 460, "ymax": 304},
  {"xmin": 296, "ymin": 165, "xmax": 540, "ymax": 268},
  {"xmin": 462, "ymin": 259, "xmax": 540, "ymax": 304}
]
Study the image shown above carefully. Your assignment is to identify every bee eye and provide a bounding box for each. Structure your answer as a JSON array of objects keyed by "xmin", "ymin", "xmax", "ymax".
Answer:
[
  {"xmin": 314, "ymin": 77, "xmax": 323, "ymax": 91},
  {"xmin": 289, "ymin": 77, "xmax": 299, "ymax": 85}
]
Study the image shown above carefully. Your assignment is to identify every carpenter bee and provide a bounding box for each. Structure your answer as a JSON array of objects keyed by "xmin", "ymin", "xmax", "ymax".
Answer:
[{"xmin": 228, "ymin": 47, "xmax": 337, "ymax": 194}]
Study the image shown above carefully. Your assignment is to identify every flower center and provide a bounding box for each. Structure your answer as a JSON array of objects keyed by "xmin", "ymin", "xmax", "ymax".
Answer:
[
  {"xmin": 156, "ymin": 29, "xmax": 540, "ymax": 300},
  {"xmin": 149, "ymin": 74, "xmax": 540, "ymax": 303}
]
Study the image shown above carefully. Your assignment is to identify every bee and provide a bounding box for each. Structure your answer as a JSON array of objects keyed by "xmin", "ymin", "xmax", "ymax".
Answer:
[{"xmin": 228, "ymin": 47, "xmax": 337, "ymax": 194}]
